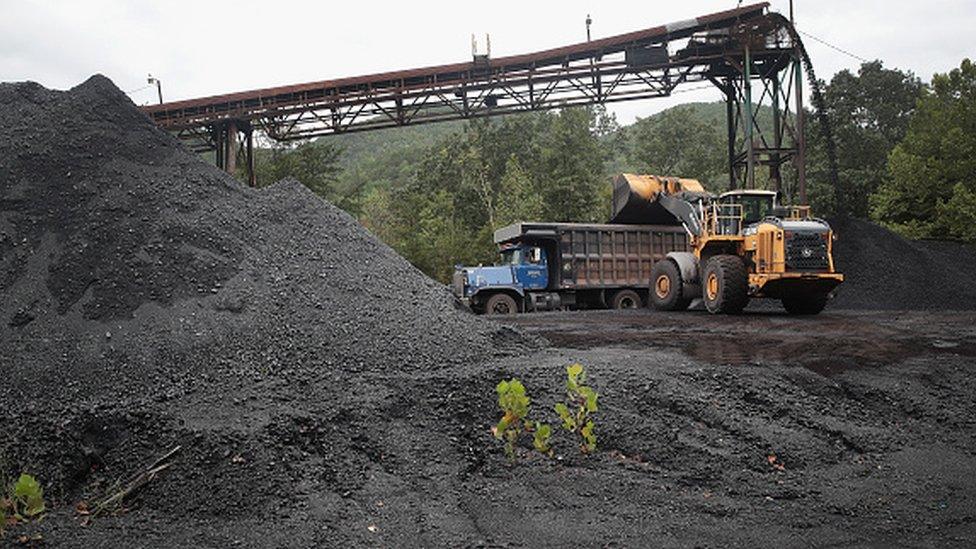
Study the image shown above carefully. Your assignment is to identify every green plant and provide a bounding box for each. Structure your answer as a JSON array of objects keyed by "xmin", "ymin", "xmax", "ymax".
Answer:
[
  {"xmin": 493, "ymin": 379, "xmax": 553, "ymax": 460},
  {"xmin": 494, "ymin": 378, "xmax": 530, "ymax": 460},
  {"xmin": 12, "ymin": 474, "xmax": 44, "ymax": 519},
  {"xmin": 0, "ymin": 473, "xmax": 45, "ymax": 537},
  {"xmin": 532, "ymin": 422, "xmax": 553, "ymax": 455},
  {"xmin": 554, "ymin": 363, "xmax": 599, "ymax": 453}
]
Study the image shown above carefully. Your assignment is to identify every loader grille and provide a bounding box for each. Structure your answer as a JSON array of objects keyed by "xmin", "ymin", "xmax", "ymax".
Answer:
[{"xmin": 785, "ymin": 232, "xmax": 829, "ymax": 271}]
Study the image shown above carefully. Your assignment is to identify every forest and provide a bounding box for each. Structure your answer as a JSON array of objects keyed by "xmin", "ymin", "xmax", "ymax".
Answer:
[{"xmin": 246, "ymin": 59, "xmax": 976, "ymax": 282}]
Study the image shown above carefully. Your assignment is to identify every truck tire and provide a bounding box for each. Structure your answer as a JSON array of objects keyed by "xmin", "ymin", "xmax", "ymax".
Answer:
[
  {"xmin": 611, "ymin": 289, "xmax": 642, "ymax": 310},
  {"xmin": 484, "ymin": 293, "xmax": 519, "ymax": 315},
  {"xmin": 650, "ymin": 260, "xmax": 692, "ymax": 311},
  {"xmin": 702, "ymin": 255, "xmax": 749, "ymax": 314},
  {"xmin": 782, "ymin": 292, "xmax": 828, "ymax": 315}
]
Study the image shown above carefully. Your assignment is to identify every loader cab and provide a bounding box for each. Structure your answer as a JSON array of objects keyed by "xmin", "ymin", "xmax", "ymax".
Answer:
[{"xmin": 719, "ymin": 190, "xmax": 777, "ymax": 225}]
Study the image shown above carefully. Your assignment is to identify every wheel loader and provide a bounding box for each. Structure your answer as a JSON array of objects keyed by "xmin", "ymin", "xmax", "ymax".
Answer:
[{"xmin": 611, "ymin": 174, "xmax": 843, "ymax": 315}]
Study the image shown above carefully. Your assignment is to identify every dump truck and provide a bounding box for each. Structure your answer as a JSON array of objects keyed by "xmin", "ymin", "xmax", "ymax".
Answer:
[
  {"xmin": 608, "ymin": 174, "xmax": 845, "ymax": 314},
  {"xmin": 454, "ymin": 173, "xmax": 843, "ymax": 315},
  {"xmin": 453, "ymin": 221, "xmax": 689, "ymax": 314}
]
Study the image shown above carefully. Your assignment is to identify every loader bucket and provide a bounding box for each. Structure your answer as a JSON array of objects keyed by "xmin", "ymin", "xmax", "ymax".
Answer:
[{"xmin": 609, "ymin": 173, "xmax": 705, "ymax": 225}]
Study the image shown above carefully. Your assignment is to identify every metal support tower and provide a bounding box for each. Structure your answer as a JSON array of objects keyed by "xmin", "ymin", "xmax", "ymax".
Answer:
[
  {"xmin": 711, "ymin": 20, "xmax": 806, "ymax": 199},
  {"xmin": 212, "ymin": 120, "xmax": 256, "ymax": 186}
]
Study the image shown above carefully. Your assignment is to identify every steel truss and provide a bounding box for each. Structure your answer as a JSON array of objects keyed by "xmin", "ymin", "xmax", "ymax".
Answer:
[
  {"xmin": 145, "ymin": 3, "xmax": 809, "ymax": 200},
  {"xmin": 707, "ymin": 20, "xmax": 806, "ymax": 199}
]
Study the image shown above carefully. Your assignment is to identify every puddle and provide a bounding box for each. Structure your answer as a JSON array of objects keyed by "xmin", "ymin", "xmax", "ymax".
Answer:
[{"xmin": 521, "ymin": 311, "xmax": 976, "ymax": 377}]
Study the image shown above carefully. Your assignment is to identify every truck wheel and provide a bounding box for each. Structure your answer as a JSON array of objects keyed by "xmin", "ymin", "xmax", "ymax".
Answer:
[
  {"xmin": 782, "ymin": 292, "xmax": 828, "ymax": 315},
  {"xmin": 650, "ymin": 260, "xmax": 692, "ymax": 311},
  {"xmin": 702, "ymin": 255, "xmax": 749, "ymax": 314},
  {"xmin": 484, "ymin": 293, "xmax": 519, "ymax": 315},
  {"xmin": 611, "ymin": 289, "xmax": 642, "ymax": 310}
]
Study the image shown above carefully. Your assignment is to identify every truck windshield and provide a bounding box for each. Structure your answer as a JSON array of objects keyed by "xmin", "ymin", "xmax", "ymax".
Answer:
[{"xmin": 499, "ymin": 248, "xmax": 523, "ymax": 265}]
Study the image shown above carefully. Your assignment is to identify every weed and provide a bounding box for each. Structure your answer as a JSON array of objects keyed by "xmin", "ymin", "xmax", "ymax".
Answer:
[
  {"xmin": 492, "ymin": 368, "xmax": 598, "ymax": 460},
  {"xmin": 0, "ymin": 472, "xmax": 45, "ymax": 537},
  {"xmin": 554, "ymin": 363, "xmax": 599, "ymax": 453},
  {"xmin": 12, "ymin": 474, "xmax": 45, "ymax": 519},
  {"xmin": 494, "ymin": 378, "xmax": 530, "ymax": 460},
  {"xmin": 532, "ymin": 422, "xmax": 553, "ymax": 455}
]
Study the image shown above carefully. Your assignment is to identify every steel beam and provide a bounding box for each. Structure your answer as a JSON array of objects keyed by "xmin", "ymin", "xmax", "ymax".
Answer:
[
  {"xmin": 144, "ymin": 3, "xmax": 770, "ymax": 144},
  {"xmin": 721, "ymin": 31, "xmax": 803, "ymax": 198},
  {"xmin": 141, "ymin": 2, "xmax": 811, "ymax": 203}
]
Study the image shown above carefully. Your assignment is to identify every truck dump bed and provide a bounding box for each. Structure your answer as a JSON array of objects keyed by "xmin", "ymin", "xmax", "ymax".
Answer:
[{"xmin": 494, "ymin": 222, "xmax": 689, "ymax": 289}]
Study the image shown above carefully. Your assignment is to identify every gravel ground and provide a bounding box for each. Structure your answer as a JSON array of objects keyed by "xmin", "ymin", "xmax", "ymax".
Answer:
[
  {"xmin": 2, "ymin": 76, "xmax": 976, "ymax": 547},
  {"xmin": 10, "ymin": 309, "xmax": 976, "ymax": 547}
]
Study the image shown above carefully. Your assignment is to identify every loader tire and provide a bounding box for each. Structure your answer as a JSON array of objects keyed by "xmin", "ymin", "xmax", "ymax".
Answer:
[
  {"xmin": 702, "ymin": 255, "xmax": 749, "ymax": 314},
  {"xmin": 650, "ymin": 260, "xmax": 692, "ymax": 311},
  {"xmin": 782, "ymin": 292, "xmax": 828, "ymax": 315},
  {"xmin": 484, "ymin": 293, "xmax": 519, "ymax": 315},
  {"xmin": 611, "ymin": 289, "xmax": 642, "ymax": 310}
]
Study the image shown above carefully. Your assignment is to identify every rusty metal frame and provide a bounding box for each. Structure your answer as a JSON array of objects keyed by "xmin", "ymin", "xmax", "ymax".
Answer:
[
  {"xmin": 140, "ymin": 2, "xmax": 809, "ymax": 199},
  {"xmin": 716, "ymin": 26, "xmax": 804, "ymax": 195},
  {"xmin": 245, "ymin": 61, "xmax": 706, "ymax": 142},
  {"xmin": 144, "ymin": 3, "xmax": 770, "ymax": 148}
]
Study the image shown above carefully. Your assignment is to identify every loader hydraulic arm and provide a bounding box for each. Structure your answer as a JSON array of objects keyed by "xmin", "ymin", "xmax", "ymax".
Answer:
[{"xmin": 657, "ymin": 193, "xmax": 705, "ymax": 237}]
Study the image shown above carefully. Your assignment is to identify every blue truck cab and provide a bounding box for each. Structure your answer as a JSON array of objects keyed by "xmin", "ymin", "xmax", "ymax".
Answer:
[{"xmin": 453, "ymin": 244, "xmax": 549, "ymax": 314}]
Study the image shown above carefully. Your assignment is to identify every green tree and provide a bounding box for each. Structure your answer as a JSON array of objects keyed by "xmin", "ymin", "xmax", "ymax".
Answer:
[
  {"xmin": 495, "ymin": 155, "xmax": 545, "ymax": 227},
  {"xmin": 360, "ymin": 187, "xmax": 398, "ymax": 246},
  {"xmin": 938, "ymin": 184, "xmax": 976, "ymax": 241},
  {"xmin": 628, "ymin": 105, "xmax": 726, "ymax": 187},
  {"xmin": 369, "ymin": 108, "xmax": 611, "ymax": 281},
  {"xmin": 591, "ymin": 104, "xmax": 622, "ymax": 139},
  {"xmin": 871, "ymin": 59, "xmax": 976, "ymax": 240},
  {"xmin": 537, "ymin": 108, "xmax": 607, "ymax": 222},
  {"xmin": 253, "ymin": 141, "xmax": 347, "ymax": 207},
  {"xmin": 805, "ymin": 61, "xmax": 925, "ymax": 216}
]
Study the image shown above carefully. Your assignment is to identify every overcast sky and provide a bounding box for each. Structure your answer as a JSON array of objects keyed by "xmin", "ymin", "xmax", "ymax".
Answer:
[{"xmin": 1, "ymin": 0, "xmax": 972, "ymax": 124}]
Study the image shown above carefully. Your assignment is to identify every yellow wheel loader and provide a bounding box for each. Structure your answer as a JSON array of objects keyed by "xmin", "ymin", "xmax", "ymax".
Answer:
[{"xmin": 611, "ymin": 174, "xmax": 844, "ymax": 315}]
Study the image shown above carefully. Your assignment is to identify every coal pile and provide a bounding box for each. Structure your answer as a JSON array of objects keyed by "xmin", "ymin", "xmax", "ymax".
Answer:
[
  {"xmin": 829, "ymin": 217, "xmax": 976, "ymax": 310},
  {"xmin": 0, "ymin": 76, "xmax": 536, "ymax": 545}
]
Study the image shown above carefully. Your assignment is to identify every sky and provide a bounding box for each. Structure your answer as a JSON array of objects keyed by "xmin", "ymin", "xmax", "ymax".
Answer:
[{"xmin": 1, "ymin": 0, "xmax": 973, "ymax": 125}]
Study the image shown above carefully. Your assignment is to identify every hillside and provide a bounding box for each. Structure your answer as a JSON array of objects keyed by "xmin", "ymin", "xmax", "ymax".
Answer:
[
  {"xmin": 321, "ymin": 120, "xmax": 464, "ymax": 194},
  {"xmin": 320, "ymin": 120, "xmax": 465, "ymax": 171},
  {"xmin": 267, "ymin": 102, "xmax": 733, "ymax": 200}
]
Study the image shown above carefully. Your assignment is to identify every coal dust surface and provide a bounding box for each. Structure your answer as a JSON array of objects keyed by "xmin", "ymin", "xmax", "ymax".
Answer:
[{"xmin": 2, "ymin": 76, "xmax": 975, "ymax": 547}]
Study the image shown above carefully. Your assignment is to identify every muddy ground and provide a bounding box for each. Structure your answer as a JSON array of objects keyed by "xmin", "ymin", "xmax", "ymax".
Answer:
[
  {"xmin": 16, "ymin": 308, "xmax": 976, "ymax": 547},
  {"xmin": 500, "ymin": 309, "xmax": 976, "ymax": 547}
]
